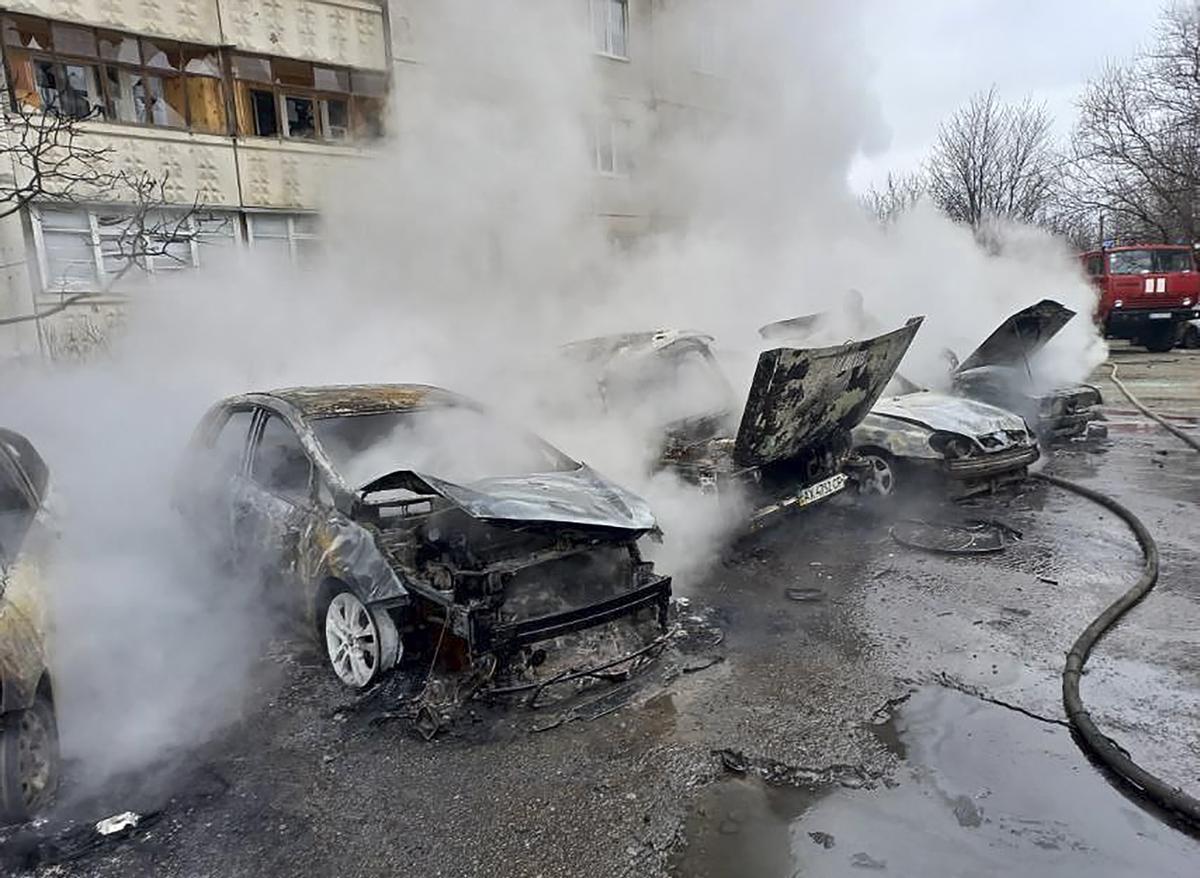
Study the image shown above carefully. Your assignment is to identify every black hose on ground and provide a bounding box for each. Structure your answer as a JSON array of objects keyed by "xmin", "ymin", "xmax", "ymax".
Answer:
[
  {"xmin": 1034, "ymin": 471, "xmax": 1200, "ymax": 828},
  {"xmin": 1108, "ymin": 362, "xmax": 1200, "ymax": 452}
]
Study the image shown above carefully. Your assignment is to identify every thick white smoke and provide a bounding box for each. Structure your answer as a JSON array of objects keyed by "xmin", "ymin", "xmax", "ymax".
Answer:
[{"xmin": 0, "ymin": 0, "xmax": 1105, "ymax": 787}]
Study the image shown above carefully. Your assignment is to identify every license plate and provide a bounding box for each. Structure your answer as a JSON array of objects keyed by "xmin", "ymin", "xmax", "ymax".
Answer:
[
  {"xmin": 751, "ymin": 473, "xmax": 847, "ymax": 524},
  {"xmin": 1149, "ymin": 312, "xmax": 1170, "ymax": 319}
]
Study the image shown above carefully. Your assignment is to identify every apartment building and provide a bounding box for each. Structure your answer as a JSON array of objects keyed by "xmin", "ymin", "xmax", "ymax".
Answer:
[
  {"xmin": 0, "ymin": 1, "xmax": 723, "ymax": 359},
  {"xmin": 0, "ymin": 0, "xmax": 390, "ymax": 358}
]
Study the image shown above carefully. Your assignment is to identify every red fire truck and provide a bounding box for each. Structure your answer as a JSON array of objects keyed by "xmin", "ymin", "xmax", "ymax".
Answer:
[{"xmin": 1081, "ymin": 244, "xmax": 1200, "ymax": 351}]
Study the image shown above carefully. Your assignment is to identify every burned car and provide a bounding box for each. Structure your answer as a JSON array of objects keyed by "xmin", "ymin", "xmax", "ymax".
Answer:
[
  {"xmin": 757, "ymin": 316, "xmax": 1039, "ymax": 498},
  {"xmin": 0, "ymin": 428, "xmax": 59, "ymax": 823},
  {"xmin": 182, "ymin": 385, "xmax": 671, "ymax": 690},
  {"xmin": 561, "ymin": 319, "xmax": 922, "ymax": 527},
  {"xmin": 949, "ymin": 299, "xmax": 1104, "ymax": 440},
  {"xmin": 851, "ymin": 386, "xmax": 1040, "ymax": 498}
]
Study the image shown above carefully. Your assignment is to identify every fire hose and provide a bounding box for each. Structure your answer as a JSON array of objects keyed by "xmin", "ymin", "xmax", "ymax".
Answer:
[
  {"xmin": 1108, "ymin": 362, "xmax": 1200, "ymax": 452},
  {"xmin": 1034, "ymin": 378, "xmax": 1200, "ymax": 827}
]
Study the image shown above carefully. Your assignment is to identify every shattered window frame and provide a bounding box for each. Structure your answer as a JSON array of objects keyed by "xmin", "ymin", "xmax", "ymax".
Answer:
[
  {"xmin": 231, "ymin": 52, "xmax": 385, "ymax": 144},
  {"xmin": 0, "ymin": 13, "xmax": 228, "ymax": 133}
]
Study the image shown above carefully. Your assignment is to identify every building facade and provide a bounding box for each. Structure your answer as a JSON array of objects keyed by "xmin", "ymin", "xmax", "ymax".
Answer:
[{"xmin": 0, "ymin": 0, "xmax": 723, "ymax": 360}]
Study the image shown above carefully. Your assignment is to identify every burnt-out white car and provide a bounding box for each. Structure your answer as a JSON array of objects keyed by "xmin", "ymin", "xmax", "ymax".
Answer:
[
  {"xmin": 181, "ymin": 385, "xmax": 671, "ymax": 690},
  {"xmin": 0, "ymin": 429, "xmax": 58, "ymax": 823},
  {"xmin": 851, "ymin": 386, "xmax": 1040, "ymax": 497},
  {"xmin": 757, "ymin": 316, "xmax": 1039, "ymax": 498}
]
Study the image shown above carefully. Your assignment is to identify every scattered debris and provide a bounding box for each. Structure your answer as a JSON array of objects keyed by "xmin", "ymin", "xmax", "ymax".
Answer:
[
  {"xmin": 1037, "ymin": 575, "xmax": 1059, "ymax": 585},
  {"xmin": 809, "ymin": 830, "xmax": 837, "ymax": 849},
  {"xmin": 890, "ymin": 518, "xmax": 1022, "ymax": 555},
  {"xmin": 95, "ymin": 812, "xmax": 140, "ymax": 837},
  {"xmin": 851, "ymin": 851, "xmax": 888, "ymax": 870}
]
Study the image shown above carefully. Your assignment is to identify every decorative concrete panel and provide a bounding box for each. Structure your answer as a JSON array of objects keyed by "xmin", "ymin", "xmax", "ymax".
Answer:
[
  {"xmin": 5, "ymin": 122, "xmax": 241, "ymax": 206},
  {"xmin": 4, "ymin": 0, "xmax": 221, "ymax": 44},
  {"xmin": 235, "ymin": 138, "xmax": 366, "ymax": 210},
  {"xmin": 219, "ymin": 0, "xmax": 388, "ymax": 70}
]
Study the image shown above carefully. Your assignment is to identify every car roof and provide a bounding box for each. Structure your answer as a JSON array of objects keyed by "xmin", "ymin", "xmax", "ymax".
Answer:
[{"xmin": 255, "ymin": 384, "xmax": 469, "ymax": 419}]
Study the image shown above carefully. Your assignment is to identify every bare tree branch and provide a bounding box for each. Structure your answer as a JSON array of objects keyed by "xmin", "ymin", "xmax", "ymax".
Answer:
[
  {"xmin": 860, "ymin": 171, "xmax": 926, "ymax": 224},
  {"xmin": 925, "ymin": 86, "xmax": 1058, "ymax": 228}
]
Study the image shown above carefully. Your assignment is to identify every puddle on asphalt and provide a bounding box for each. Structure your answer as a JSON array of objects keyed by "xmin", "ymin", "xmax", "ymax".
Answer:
[{"xmin": 672, "ymin": 687, "xmax": 1200, "ymax": 877}]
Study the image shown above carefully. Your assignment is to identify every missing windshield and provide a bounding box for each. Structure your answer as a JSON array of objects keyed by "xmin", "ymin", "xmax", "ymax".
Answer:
[{"xmin": 310, "ymin": 406, "xmax": 577, "ymax": 488}]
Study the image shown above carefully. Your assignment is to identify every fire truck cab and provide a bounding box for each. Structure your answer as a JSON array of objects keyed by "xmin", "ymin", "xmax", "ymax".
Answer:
[{"xmin": 1081, "ymin": 244, "xmax": 1200, "ymax": 351}]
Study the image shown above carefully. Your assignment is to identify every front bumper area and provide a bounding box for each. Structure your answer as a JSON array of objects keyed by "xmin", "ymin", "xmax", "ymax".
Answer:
[
  {"xmin": 945, "ymin": 443, "xmax": 1040, "ymax": 479},
  {"xmin": 477, "ymin": 575, "xmax": 672, "ymax": 654},
  {"xmin": 1105, "ymin": 307, "xmax": 1200, "ymax": 339}
]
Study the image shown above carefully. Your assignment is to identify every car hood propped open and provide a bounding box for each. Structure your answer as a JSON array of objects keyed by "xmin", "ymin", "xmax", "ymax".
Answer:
[
  {"xmin": 359, "ymin": 465, "xmax": 658, "ymax": 534},
  {"xmin": 733, "ymin": 317, "xmax": 924, "ymax": 467},
  {"xmin": 956, "ymin": 299, "xmax": 1076, "ymax": 373}
]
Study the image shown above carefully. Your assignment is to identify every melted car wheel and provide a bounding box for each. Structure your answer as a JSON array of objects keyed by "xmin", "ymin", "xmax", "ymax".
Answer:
[
  {"xmin": 859, "ymin": 452, "xmax": 897, "ymax": 497},
  {"xmin": 323, "ymin": 591, "xmax": 400, "ymax": 689},
  {"xmin": 0, "ymin": 694, "xmax": 60, "ymax": 824}
]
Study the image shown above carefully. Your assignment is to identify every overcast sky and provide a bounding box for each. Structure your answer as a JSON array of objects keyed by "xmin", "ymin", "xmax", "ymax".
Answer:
[{"xmin": 849, "ymin": 0, "xmax": 1160, "ymax": 192}]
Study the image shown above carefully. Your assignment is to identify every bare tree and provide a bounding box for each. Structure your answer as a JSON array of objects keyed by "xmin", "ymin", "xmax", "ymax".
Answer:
[
  {"xmin": 1064, "ymin": 4, "xmax": 1200, "ymax": 245},
  {"xmin": 860, "ymin": 171, "xmax": 926, "ymax": 224},
  {"xmin": 0, "ymin": 89, "xmax": 222, "ymax": 330},
  {"xmin": 925, "ymin": 87, "xmax": 1058, "ymax": 228}
]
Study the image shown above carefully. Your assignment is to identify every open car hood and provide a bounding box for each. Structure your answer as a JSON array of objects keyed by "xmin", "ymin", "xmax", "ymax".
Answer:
[
  {"xmin": 359, "ymin": 465, "xmax": 657, "ymax": 534},
  {"xmin": 733, "ymin": 317, "xmax": 924, "ymax": 467},
  {"xmin": 956, "ymin": 299, "xmax": 1076, "ymax": 373}
]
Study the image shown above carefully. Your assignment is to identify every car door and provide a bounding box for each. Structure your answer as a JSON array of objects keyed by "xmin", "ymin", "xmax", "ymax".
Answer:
[
  {"xmin": 0, "ymin": 442, "xmax": 46, "ymax": 712},
  {"xmin": 185, "ymin": 405, "xmax": 256, "ymax": 564},
  {"xmin": 234, "ymin": 409, "xmax": 319, "ymax": 608}
]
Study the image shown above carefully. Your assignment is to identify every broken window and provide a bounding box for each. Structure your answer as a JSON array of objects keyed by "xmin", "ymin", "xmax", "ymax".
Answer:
[
  {"xmin": 208, "ymin": 409, "xmax": 253, "ymax": 477},
  {"xmin": 283, "ymin": 94, "xmax": 317, "ymax": 139},
  {"xmin": 252, "ymin": 415, "xmax": 312, "ymax": 502},
  {"xmin": 1, "ymin": 14, "xmax": 229, "ymax": 132},
  {"xmin": 311, "ymin": 408, "xmax": 576, "ymax": 488},
  {"xmin": 232, "ymin": 53, "xmax": 385, "ymax": 142},
  {"xmin": 590, "ymin": 0, "xmax": 628, "ymax": 58},
  {"xmin": 0, "ymin": 453, "xmax": 34, "ymax": 566}
]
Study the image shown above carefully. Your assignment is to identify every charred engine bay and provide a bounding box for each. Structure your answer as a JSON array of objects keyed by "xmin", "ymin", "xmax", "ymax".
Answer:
[{"xmin": 4, "ymin": 349, "xmax": 1200, "ymax": 877}]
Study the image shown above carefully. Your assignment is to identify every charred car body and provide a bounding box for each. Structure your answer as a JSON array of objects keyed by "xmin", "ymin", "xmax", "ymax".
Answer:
[
  {"xmin": 0, "ymin": 428, "xmax": 58, "ymax": 823},
  {"xmin": 851, "ymin": 388, "xmax": 1039, "ymax": 498},
  {"xmin": 561, "ymin": 320, "xmax": 922, "ymax": 527},
  {"xmin": 182, "ymin": 385, "xmax": 671, "ymax": 690},
  {"xmin": 949, "ymin": 299, "xmax": 1104, "ymax": 441},
  {"xmin": 756, "ymin": 318, "xmax": 1039, "ymax": 498}
]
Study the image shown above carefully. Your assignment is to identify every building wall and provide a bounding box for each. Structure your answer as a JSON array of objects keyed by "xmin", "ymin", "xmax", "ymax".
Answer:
[{"xmin": 0, "ymin": 0, "xmax": 723, "ymax": 358}]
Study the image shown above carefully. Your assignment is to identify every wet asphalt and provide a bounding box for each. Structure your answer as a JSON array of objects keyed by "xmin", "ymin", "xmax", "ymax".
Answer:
[{"xmin": 3, "ymin": 346, "xmax": 1199, "ymax": 877}]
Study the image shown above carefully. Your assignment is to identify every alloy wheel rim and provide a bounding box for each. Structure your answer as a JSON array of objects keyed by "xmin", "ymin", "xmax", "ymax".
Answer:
[
  {"xmin": 865, "ymin": 456, "xmax": 895, "ymax": 496},
  {"xmin": 324, "ymin": 592, "xmax": 380, "ymax": 687}
]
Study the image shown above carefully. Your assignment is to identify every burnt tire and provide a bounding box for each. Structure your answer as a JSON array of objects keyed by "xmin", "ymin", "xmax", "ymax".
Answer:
[
  {"xmin": 1182, "ymin": 323, "xmax": 1200, "ymax": 349},
  {"xmin": 322, "ymin": 589, "xmax": 401, "ymax": 689},
  {"xmin": 0, "ymin": 695, "xmax": 60, "ymax": 824}
]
